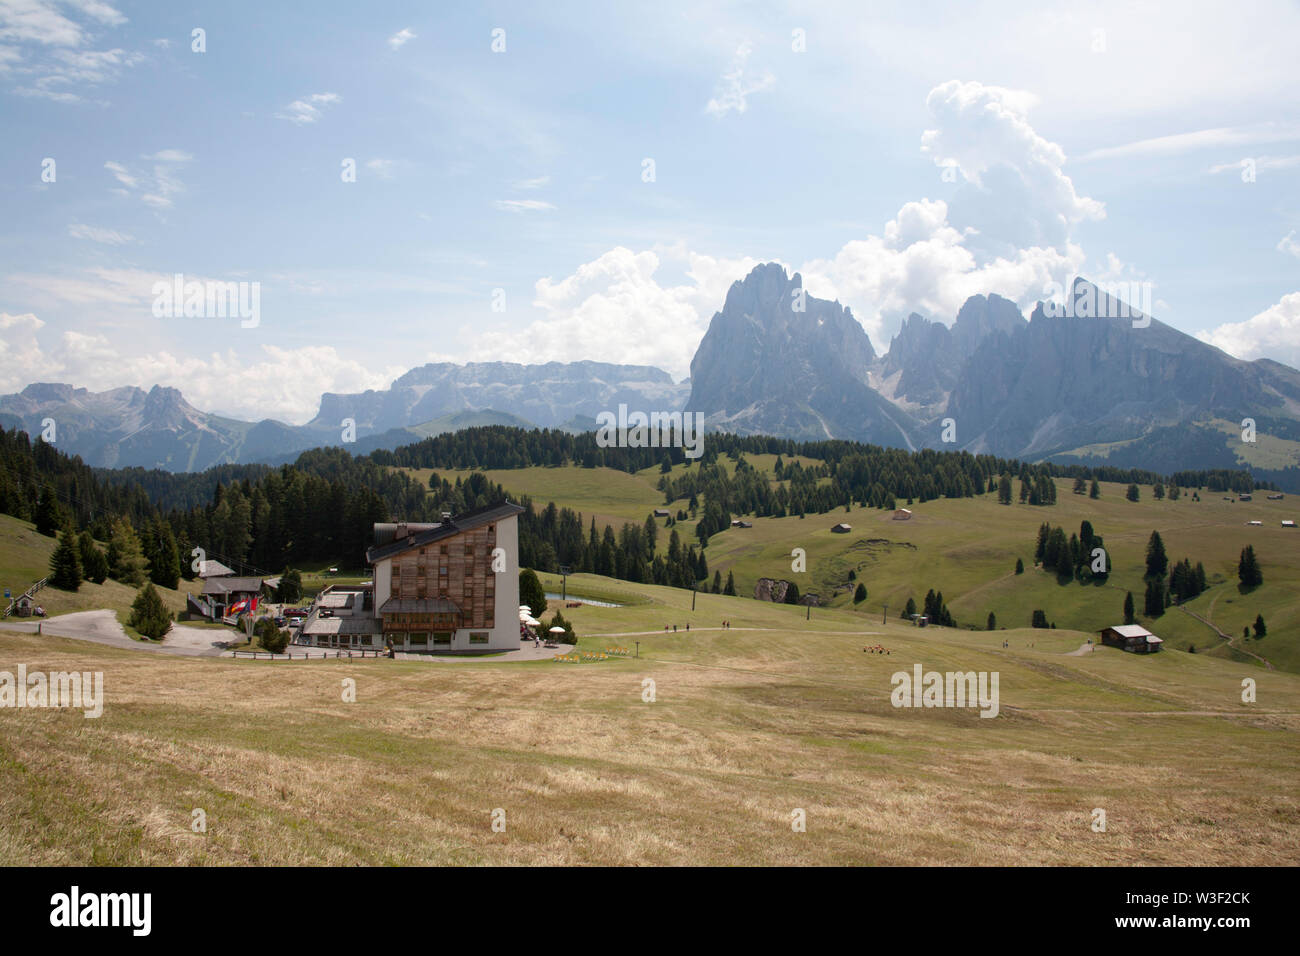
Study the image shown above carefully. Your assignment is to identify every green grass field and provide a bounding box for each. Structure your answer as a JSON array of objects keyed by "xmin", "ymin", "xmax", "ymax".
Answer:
[
  {"xmin": 395, "ymin": 463, "xmax": 1299, "ymax": 674},
  {"xmin": 2, "ymin": 575, "xmax": 1297, "ymax": 865},
  {"xmin": 3, "ymin": 464, "xmax": 1297, "ymax": 865},
  {"xmin": 0, "ymin": 514, "xmax": 199, "ymax": 620}
]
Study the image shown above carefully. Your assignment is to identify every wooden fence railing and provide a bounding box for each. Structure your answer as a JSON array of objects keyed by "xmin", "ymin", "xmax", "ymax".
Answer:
[
  {"xmin": 3, "ymin": 576, "xmax": 48, "ymax": 619},
  {"xmin": 231, "ymin": 648, "xmax": 385, "ymax": 660}
]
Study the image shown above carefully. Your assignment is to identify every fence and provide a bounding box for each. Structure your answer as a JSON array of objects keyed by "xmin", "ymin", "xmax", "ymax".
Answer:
[
  {"xmin": 231, "ymin": 648, "xmax": 386, "ymax": 660},
  {"xmin": 3, "ymin": 576, "xmax": 48, "ymax": 618}
]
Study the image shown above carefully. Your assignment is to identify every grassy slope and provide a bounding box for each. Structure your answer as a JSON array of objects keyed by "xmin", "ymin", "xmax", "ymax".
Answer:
[
  {"xmin": 1, "ymin": 579, "xmax": 1296, "ymax": 865},
  {"xmin": 0, "ymin": 513, "xmax": 199, "ymax": 619},
  {"xmin": 396, "ymin": 463, "xmax": 1299, "ymax": 673}
]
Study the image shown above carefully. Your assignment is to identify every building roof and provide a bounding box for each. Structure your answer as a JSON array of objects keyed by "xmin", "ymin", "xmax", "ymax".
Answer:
[
  {"xmin": 302, "ymin": 615, "xmax": 381, "ymax": 636},
  {"xmin": 1106, "ymin": 624, "xmax": 1154, "ymax": 638},
  {"xmin": 198, "ymin": 559, "xmax": 236, "ymax": 578},
  {"xmin": 378, "ymin": 597, "xmax": 462, "ymax": 615},
  {"xmin": 201, "ymin": 576, "xmax": 265, "ymax": 596},
  {"xmin": 366, "ymin": 501, "xmax": 525, "ymax": 564}
]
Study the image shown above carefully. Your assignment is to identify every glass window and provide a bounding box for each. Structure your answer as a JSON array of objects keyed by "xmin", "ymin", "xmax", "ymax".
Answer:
[{"xmin": 469, "ymin": 632, "xmax": 489, "ymax": 644}]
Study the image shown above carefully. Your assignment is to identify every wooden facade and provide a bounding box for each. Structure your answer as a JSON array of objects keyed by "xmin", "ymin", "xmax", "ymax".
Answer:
[{"xmin": 386, "ymin": 523, "xmax": 497, "ymax": 629}]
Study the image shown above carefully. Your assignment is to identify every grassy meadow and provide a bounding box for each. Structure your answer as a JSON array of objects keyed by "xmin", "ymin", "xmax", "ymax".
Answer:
[{"xmin": 2, "ymin": 582, "xmax": 1297, "ymax": 865}]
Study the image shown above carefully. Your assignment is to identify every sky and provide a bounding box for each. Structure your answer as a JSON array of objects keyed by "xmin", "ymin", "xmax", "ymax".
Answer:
[{"xmin": 1, "ymin": 0, "xmax": 1298, "ymax": 424}]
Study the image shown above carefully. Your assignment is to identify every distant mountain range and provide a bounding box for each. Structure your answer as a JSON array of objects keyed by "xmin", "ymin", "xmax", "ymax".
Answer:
[{"xmin": 5, "ymin": 263, "xmax": 1300, "ymax": 488}]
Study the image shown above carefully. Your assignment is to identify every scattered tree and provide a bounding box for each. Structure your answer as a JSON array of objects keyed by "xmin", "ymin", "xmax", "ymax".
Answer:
[
  {"xmin": 127, "ymin": 582, "xmax": 172, "ymax": 640},
  {"xmin": 519, "ymin": 568, "xmax": 547, "ymax": 619},
  {"xmin": 1253, "ymin": 614, "xmax": 1267, "ymax": 639},
  {"xmin": 853, "ymin": 582, "xmax": 867, "ymax": 604},
  {"xmin": 49, "ymin": 525, "xmax": 83, "ymax": 591}
]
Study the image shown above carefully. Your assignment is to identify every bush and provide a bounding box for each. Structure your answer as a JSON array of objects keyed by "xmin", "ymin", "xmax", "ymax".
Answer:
[
  {"xmin": 546, "ymin": 609, "xmax": 577, "ymax": 644},
  {"xmin": 255, "ymin": 616, "xmax": 289, "ymax": 653},
  {"xmin": 519, "ymin": 568, "xmax": 547, "ymax": 619},
  {"xmin": 128, "ymin": 582, "xmax": 172, "ymax": 640},
  {"xmin": 853, "ymin": 582, "xmax": 867, "ymax": 604}
]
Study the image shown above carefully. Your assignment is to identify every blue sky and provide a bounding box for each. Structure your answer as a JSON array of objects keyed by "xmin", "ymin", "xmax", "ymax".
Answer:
[{"xmin": 1, "ymin": 0, "xmax": 1298, "ymax": 423}]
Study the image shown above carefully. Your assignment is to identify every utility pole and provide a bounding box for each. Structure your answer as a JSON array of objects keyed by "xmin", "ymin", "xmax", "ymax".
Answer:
[
  {"xmin": 882, "ymin": 602, "xmax": 888, "ymax": 626},
  {"xmin": 806, "ymin": 603, "xmax": 810, "ymax": 621},
  {"xmin": 635, "ymin": 641, "xmax": 640, "ymax": 659},
  {"xmin": 692, "ymin": 589, "xmax": 696, "ymax": 612}
]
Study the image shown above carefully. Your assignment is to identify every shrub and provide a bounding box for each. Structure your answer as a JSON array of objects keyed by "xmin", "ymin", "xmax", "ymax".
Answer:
[{"xmin": 128, "ymin": 582, "xmax": 172, "ymax": 640}]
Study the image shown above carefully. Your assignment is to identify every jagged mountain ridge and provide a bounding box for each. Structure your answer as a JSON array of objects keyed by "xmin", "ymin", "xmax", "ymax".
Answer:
[{"xmin": 4, "ymin": 266, "xmax": 1299, "ymax": 486}]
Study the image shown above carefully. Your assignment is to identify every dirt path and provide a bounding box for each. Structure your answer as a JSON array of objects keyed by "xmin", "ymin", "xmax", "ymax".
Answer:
[
  {"xmin": 1178, "ymin": 605, "xmax": 1274, "ymax": 670},
  {"xmin": 1065, "ymin": 642, "xmax": 1095, "ymax": 656},
  {"xmin": 1, "ymin": 609, "xmax": 231, "ymax": 658}
]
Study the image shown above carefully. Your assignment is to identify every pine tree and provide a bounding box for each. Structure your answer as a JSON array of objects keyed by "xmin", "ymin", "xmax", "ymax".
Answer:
[
  {"xmin": 1143, "ymin": 579, "xmax": 1165, "ymax": 618},
  {"xmin": 49, "ymin": 525, "xmax": 82, "ymax": 591},
  {"xmin": 107, "ymin": 518, "xmax": 148, "ymax": 586},
  {"xmin": 711, "ymin": 570, "xmax": 721, "ymax": 594},
  {"xmin": 1254, "ymin": 614, "xmax": 1267, "ymax": 639},
  {"xmin": 1145, "ymin": 531, "xmax": 1168, "ymax": 580},
  {"xmin": 1123, "ymin": 591, "xmax": 1135, "ymax": 625},
  {"xmin": 903, "ymin": 597, "xmax": 917, "ymax": 619},
  {"xmin": 1089, "ymin": 478, "xmax": 1100, "ymax": 499},
  {"xmin": 784, "ymin": 581, "xmax": 801, "ymax": 605},
  {"xmin": 1237, "ymin": 545, "xmax": 1263, "ymax": 589},
  {"xmin": 77, "ymin": 530, "xmax": 108, "ymax": 584},
  {"xmin": 987, "ymin": 611, "xmax": 996, "ymax": 630},
  {"xmin": 34, "ymin": 482, "xmax": 63, "ymax": 537},
  {"xmin": 853, "ymin": 582, "xmax": 867, "ymax": 603},
  {"xmin": 723, "ymin": 571, "xmax": 736, "ymax": 596},
  {"xmin": 518, "ymin": 568, "xmax": 547, "ymax": 618},
  {"xmin": 1015, "ymin": 558, "xmax": 1024, "ymax": 575},
  {"xmin": 1126, "ymin": 484, "xmax": 1140, "ymax": 502},
  {"xmin": 127, "ymin": 582, "xmax": 172, "ymax": 640},
  {"xmin": 998, "ymin": 475, "xmax": 1012, "ymax": 505},
  {"xmin": 148, "ymin": 518, "xmax": 180, "ymax": 589}
]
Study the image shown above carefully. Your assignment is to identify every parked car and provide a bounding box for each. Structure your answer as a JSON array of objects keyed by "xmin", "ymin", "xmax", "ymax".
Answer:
[{"xmin": 274, "ymin": 616, "xmax": 287, "ymax": 627}]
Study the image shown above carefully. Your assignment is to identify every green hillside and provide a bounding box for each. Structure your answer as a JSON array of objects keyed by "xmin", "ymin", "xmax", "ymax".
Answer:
[
  {"xmin": 396, "ymin": 463, "xmax": 1299, "ymax": 673},
  {"xmin": 0, "ymin": 513, "xmax": 199, "ymax": 619}
]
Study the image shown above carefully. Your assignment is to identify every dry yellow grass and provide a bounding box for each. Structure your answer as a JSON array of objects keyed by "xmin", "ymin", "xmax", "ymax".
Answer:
[{"xmin": 1, "ymin": 609, "xmax": 1298, "ymax": 866}]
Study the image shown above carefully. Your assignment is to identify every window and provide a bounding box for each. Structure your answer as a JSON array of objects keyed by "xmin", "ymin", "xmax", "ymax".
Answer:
[
  {"xmin": 469, "ymin": 632, "xmax": 489, "ymax": 645},
  {"xmin": 432, "ymin": 632, "xmax": 452, "ymax": 646},
  {"xmin": 409, "ymin": 632, "xmax": 428, "ymax": 645}
]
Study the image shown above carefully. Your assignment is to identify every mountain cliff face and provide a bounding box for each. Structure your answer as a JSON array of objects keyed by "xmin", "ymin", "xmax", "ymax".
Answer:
[
  {"xmin": 686, "ymin": 263, "xmax": 917, "ymax": 445},
  {"xmin": 5, "ymin": 270, "xmax": 1300, "ymax": 484},
  {"xmin": 0, "ymin": 362, "xmax": 692, "ymax": 471},
  {"xmin": 311, "ymin": 360, "xmax": 688, "ymax": 433},
  {"xmin": 945, "ymin": 280, "xmax": 1300, "ymax": 463}
]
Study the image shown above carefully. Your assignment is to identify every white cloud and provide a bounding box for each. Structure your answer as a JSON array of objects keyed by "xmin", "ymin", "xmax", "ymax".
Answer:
[
  {"xmin": 102, "ymin": 151, "xmax": 189, "ymax": 209},
  {"xmin": 0, "ymin": 312, "xmax": 404, "ymax": 423},
  {"xmin": 487, "ymin": 78, "xmax": 1114, "ymax": 364},
  {"xmin": 388, "ymin": 27, "xmax": 415, "ymax": 50},
  {"xmin": 275, "ymin": 92, "xmax": 340, "ymax": 125},
  {"xmin": 1081, "ymin": 123, "xmax": 1300, "ymax": 163},
  {"xmin": 1196, "ymin": 292, "xmax": 1300, "ymax": 369},
  {"xmin": 1279, "ymin": 231, "xmax": 1300, "ymax": 259},
  {"xmin": 512, "ymin": 176, "xmax": 550, "ymax": 189},
  {"xmin": 141, "ymin": 148, "xmax": 192, "ymax": 162},
  {"xmin": 921, "ymin": 79, "xmax": 1104, "ymax": 256},
  {"xmin": 67, "ymin": 222, "xmax": 132, "ymax": 244},
  {"xmin": 103, "ymin": 159, "xmax": 135, "ymax": 188},
  {"xmin": 705, "ymin": 41, "xmax": 773, "ymax": 117},
  {"xmin": 365, "ymin": 158, "xmax": 398, "ymax": 179},
  {"xmin": 0, "ymin": 0, "xmax": 140, "ymax": 101},
  {"xmin": 493, "ymin": 199, "xmax": 556, "ymax": 213},
  {"xmin": 1208, "ymin": 154, "xmax": 1300, "ymax": 174}
]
